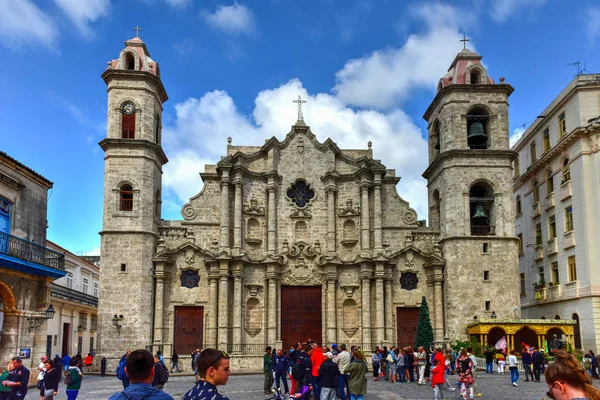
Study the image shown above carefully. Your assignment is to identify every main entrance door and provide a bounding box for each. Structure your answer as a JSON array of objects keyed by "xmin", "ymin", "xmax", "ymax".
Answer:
[
  {"xmin": 281, "ymin": 286, "xmax": 322, "ymax": 351},
  {"xmin": 174, "ymin": 306, "xmax": 204, "ymax": 355},
  {"xmin": 396, "ymin": 307, "xmax": 419, "ymax": 348}
]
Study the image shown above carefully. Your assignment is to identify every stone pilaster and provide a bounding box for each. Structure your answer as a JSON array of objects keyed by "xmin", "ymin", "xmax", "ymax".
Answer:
[
  {"xmin": 384, "ymin": 271, "xmax": 393, "ymax": 343},
  {"xmin": 217, "ymin": 260, "xmax": 229, "ymax": 350},
  {"xmin": 326, "ymin": 187, "xmax": 337, "ymax": 254},
  {"xmin": 360, "ymin": 181, "xmax": 371, "ymax": 250},
  {"xmin": 326, "ymin": 269, "xmax": 338, "ymax": 344},
  {"xmin": 425, "ymin": 262, "xmax": 445, "ymax": 342},
  {"xmin": 219, "ymin": 170, "xmax": 231, "ymax": 252},
  {"xmin": 374, "ymin": 262, "xmax": 385, "ymax": 345},
  {"xmin": 373, "ymin": 174, "xmax": 382, "ymax": 251},
  {"xmin": 233, "ymin": 179, "xmax": 243, "ymax": 252},
  {"xmin": 463, "ymin": 191, "xmax": 470, "ymax": 236},
  {"xmin": 153, "ymin": 259, "xmax": 171, "ymax": 345},
  {"xmin": 231, "ymin": 262, "xmax": 243, "ymax": 348},
  {"xmin": 266, "ymin": 265, "xmax": 278, "ymax": 346},
  {"xmin": 207, "ymin": 264, "xmax": 219, "ymax": 348},
  {"xmin": 360, "ymin": 264, "xmax": 373, "ymax": 349},
  {"xmin": 267, "ymin": 186, "xmax": 277, "ymax": 253}
]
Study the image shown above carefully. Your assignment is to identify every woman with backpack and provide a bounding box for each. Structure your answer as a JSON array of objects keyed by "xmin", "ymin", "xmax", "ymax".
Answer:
[
  {"xmin": 345, "ymin": 349, "xmax": 368, "ymax": 400},
  {"xmin": 64, "ymin": 359, "xmax": 83, "ymax": 400},
  {"xmin": 455, "ymin": 349, "xmax": 474, "ymax": 400}
]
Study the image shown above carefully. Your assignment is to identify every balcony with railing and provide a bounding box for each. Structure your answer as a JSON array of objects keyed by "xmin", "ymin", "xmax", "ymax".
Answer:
[
  {"xmin": 547, "ymin": 238, "xmax": 558, "ymax": 255},
  {"xmin": 560, "ymin": 180, "xmax": 572, "ymax": 201},
  {"xmin": 531, "ymin": 202, "xmax": 541, "ymax": 218},
  {"xmin": 0, "ymin": 231, "xmax": 65, "ymax": 278},
  {"xmin": 50, "ymin": 283, "xmax": 98, "ymax": 307},
  {"xmin": 545, "ymin": 194, "xmax": 555, "ymax": 210}
]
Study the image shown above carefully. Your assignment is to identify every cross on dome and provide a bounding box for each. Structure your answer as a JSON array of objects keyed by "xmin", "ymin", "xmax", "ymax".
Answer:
[
  {"xmin": 460, "ymin": 34, "xmax": 470, "ymax": 50},
  {"xmin": 133, "ymin": 25, "xmax": 143, "ymax": 38},
  {"xmin": 293, "ymin": 95, "xmax": 307, "ymax": 122}
]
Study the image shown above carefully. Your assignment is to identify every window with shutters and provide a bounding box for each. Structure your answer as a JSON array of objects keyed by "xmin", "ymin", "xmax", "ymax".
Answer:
[
  {"xmin": 568, "ymin": 256, "xmax": 577, "ymax": 282},
  {"xmin": 535, "ymin": 223, "xmax": 542, "ymax": 245},
  {"xmin": 565, "ymin": 206, "xmax": 573, "ymax": 232},
  {"xmin": 530, "ymin": 141, "xmax": 537, "ymax": 163},
  {"xmin": 548, "ymin": 215, "xmax": 556, "ymax": 239},
  {"xmin": 551, "ymin": 261, "xmax": 559, "ymax": 284},
  {"xmin": 546, "ymin": 170, "xmax": 554, "ymax": 194},
  {"xmin": 120, "ymin": 184, "xmax": 133, "ymax": 211},
  {"xmin": 559, "ymin": 112, "xmax": 566, "ymax": 137},
  {"xmin": 562, "ymin": 159, "xmax": 571, "ymax": 183},
  {"xmin": 122, "ymin": 114, "xmax": 135, "ymax": 138},
  {"xmin": 543, "ymin": 128, "xmax": 551, "ymax": 152},
  {"xmin": 516, "ymin": 195, "xmax": 522, "ymax": 216}
]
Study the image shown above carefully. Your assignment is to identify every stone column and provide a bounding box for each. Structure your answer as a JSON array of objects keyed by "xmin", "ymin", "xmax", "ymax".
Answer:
[
  {"xmin": 326, "ymin": 274, "xmax": 337, "ymax": 344},
  {"xmin": 266, "ymin": 272, "xmax": 278, "ymax": 346},
  {"xmin": 360, "ymin": 266, "xmax": 372, "ymax": 349},
  {"xmin": 267, "ymin": 186, "xmax": 277, "ymax": 253},
  {"xmin": 207, "ymin": 270, "xmax": 219, "ymax": 348},
  {"xmin": 153, "ymin": 260, "xmax": 170, "ymax": 346},
  {"xmin": 463, "ymin": 191, "xmax": 470, "ymax": 236},
  {"xmin": 233, "ymin": 180, "xmax": 243, "ymax": 253},
  {"xmin": 231, "ymin": 264, "xmax": 243, "ymax": 349},
  {"xmin": 217, "ymin": 260, "xmax": 229, "ymax": 350},
  {"xmin": 374, "ymin": 277, "xmax": 384, "ymax": 346},
  {"xmin": 220, "ymin": 171, "xmax": 231, "ymax": 252},
  {"xmin": 373, "ymin": 175, "xmax": 382, "ymax": 251},
  {"xmin": 384, "ymin": 274, "xmax": 393, "ymax": 343},
  {"xmin": 326, "ymin": 188, "xmax": 337, "ymax": 254},
  {"xmin": 360, "ymin": 182, "xmax": 371, "ymax": 250}
]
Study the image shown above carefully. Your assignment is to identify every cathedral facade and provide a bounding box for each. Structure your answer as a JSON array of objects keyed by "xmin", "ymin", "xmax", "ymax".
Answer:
[{"xmin": 97, "ymin": 37, "xmax": 520, "ymax": 369}]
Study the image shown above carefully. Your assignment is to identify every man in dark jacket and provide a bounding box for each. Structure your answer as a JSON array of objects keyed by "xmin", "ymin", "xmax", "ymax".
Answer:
[
  {"xmin": 531, "ymin": 347, "xmax": 544, "ymax": 382},
  {"xmin": 318, "ymin": 352, "xmax": 339, "ymax": 400},
  {"xmin": 152, "ymin": 354, "xmax": 169, "ymax": 389},
  {"xmin": 521, "ymin": 347, "xmax": 533, "ymax": 381},
  {"xmin": 273, "ymin": 349, "xmax": 289, "ymax": 394}
]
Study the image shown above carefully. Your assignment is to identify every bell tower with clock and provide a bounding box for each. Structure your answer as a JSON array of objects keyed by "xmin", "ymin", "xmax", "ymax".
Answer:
[{"xmin": 97, "ymin": 32, "xmax": 168, "ymax": 365}]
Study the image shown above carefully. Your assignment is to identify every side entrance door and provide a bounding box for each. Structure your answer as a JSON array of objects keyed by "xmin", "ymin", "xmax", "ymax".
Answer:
[
  {"xmin": 62, "ymin": 323, "xmax": 70, "ymax": 356},
  {"xmin": 281, "ymin": 286, "xmax": 322, "ymax": 351},
  {"xmin": 174, "ymin": 306, "xmax": 204, "ymax": 355},
  {"xmin": 396, "ymin": 307, "xmax": 420, "ymax": 348}
]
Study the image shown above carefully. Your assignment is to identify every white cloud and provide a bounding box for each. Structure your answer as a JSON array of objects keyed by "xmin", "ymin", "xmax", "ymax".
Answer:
[
  {"xmin": 509, "ymin": 126, "xmax": 526, "ymax": 148},
  {"xmin": 83, "ymin": 247, "xmax": 101, "ymax": 256},
  {"xmin": 333, "ymin": 3, "xmax": 466, "ymax": 109},
  {"xmin": 489, "ymin": 0, "xmax": 546, "ymax": 23},
  {"xmin": 162, "ymin": 0, "xmax": 191, "ymax": 8},
  {"xmin": 54, "ymin": 0, "xmax": 110, "ymax": 37},
  {"xmin": 586, "ymin": 7, "xmax": 600, "ymax": 43},
  {"xmin": 162, "ymin": 79, "xmax": 429, "ymax": 220},
  {"xmin": 0, "ymin": 0, "xmax": 58, "ymax": 49},
  {"xmin": 201, "ymin": 3, "xmax": 255, "ymax": 36}
]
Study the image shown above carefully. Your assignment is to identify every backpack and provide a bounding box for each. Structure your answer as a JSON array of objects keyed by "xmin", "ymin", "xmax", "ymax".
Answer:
[
  {"xmin": 156, "ymin": 362, "xmax": 169, "ymax": 385},
  {"xmin": 64, "ymin": 371, "xmax": 73, "ymax": 386},
  {"xmin": 291, "ymin": 358, "xmax": 305, "ymax": 381},
  {"xmin": 584, "ymin": 358, "xmax": 592, "ymax": 369},
  {"xmin": 116, "ymin": 360, "xmax": 127, "ymax": 381}
]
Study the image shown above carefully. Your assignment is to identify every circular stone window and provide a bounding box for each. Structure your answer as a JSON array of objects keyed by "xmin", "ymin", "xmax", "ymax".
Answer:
[
  {"xmin": 180, "ymin": 270, "xmax": 200, "ymax": 289},
  {"xmin": 286, "ymin": 180, "xmax": 315, "ymax": 208}
]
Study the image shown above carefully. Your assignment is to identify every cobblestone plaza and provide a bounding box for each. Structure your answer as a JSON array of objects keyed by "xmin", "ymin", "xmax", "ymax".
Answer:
[{"xmin": 25, "ymin": 372, "xmax": 600, "ymax": 400}]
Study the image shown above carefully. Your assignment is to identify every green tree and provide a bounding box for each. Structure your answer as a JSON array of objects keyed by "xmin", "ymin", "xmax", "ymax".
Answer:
[{"xmin": 415, "ymin": 296, "xmax": 434, "ymax": 350}]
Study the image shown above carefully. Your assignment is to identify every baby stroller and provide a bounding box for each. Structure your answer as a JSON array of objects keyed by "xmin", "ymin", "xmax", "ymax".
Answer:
[{"xmin": 272, "ymin": 387, "xmax": 294, "ymax": 400}]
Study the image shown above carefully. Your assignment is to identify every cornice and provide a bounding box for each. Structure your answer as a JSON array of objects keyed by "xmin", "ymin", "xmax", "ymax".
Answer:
[
  {"xmin": 422, "ymin": 149, "xmax": 517, "ymax": 179},
  {"xmin": 101, "ymin": 69, "xmax": 168, "ymax": 104},
  {"xmin": 98, "ymin": 138, "xmax": 169, "ymax": 165}
]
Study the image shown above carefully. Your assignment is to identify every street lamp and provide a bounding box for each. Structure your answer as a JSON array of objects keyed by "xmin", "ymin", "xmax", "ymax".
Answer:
[
  {"xmin": 112, "ymin": 314, "xmax": 124, "ymax": 332},
  {"xmin": 27, "ymin": 304, "xmax": 56, "ymax": 332}
]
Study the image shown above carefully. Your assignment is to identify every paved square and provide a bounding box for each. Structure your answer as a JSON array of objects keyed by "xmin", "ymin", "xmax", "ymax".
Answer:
[{"xmin": 23, "ymin": 372, "xmax": 600, "ymax": 399}]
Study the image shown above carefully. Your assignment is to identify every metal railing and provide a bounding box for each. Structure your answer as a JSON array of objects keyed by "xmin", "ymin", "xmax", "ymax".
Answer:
[
  {"xmin": 471, "ymin": 225, "xmax": 495, "ymax": 236},
  {"xmin": 0, "ymin": 231, "xmax": 64, "ymax": 270},
  {"xmin": 50, "ymin": 284, "xmax": 98, "ymax": 307}
]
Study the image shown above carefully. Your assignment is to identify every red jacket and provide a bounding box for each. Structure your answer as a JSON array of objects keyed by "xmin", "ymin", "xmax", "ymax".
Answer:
[
  {"xmin": 434, "ymin": 351, "xmax": 445, "ymax": 366},
  {"xmin": 310, "ymin": 347, "xmax": 324, "ymax": 377},
  {"xmin": 431, "ymin": 364, "xmax": 445, "ymax": 387}
]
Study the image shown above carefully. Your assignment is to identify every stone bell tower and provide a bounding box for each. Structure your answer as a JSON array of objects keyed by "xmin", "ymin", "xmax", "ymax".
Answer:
[
  {"xmin": 422, "ymin": 47, "xmax": 521, "ymax": 340},
  {"xmin": 97, "ymin": 33, "xmax": 168, "ymax": 366}
]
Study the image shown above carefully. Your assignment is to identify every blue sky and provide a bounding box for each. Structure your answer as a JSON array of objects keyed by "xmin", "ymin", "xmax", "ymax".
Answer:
[{"xmin": 1, "ymin": 0, "xmax": 599, "ymax": 255}]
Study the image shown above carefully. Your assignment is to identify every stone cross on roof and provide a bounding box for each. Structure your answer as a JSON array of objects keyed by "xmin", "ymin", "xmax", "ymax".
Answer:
[
  {"xmin": 133, "ymin": 25, "xmax": 143, "ymax": 38},
  {"xmin": 293, "ymin": 95, "xmax": 307, "ymax": 122}
]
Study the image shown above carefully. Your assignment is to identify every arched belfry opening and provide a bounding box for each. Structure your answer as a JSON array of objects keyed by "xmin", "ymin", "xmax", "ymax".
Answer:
[
  {"xmin": 467, "ymin": 107, "xmax": 490, "ymax": 149},
  {"xmin": 125, "ymin": 52, "xmax": 135, "ymax": 70},
  {"xmin": 432, "ymin": 120, "xmax": 441, "ymax": 155},
  {"xmin": 470, "ymin": 182, "xmax": 494, "ymax": 235},
  {"xmin": 470, "ymin": 70, "xmax": 480, "ymax": 84},
  {"xmin": 430, "ymin": 189, "xmax": 441, "ymax": 229}
]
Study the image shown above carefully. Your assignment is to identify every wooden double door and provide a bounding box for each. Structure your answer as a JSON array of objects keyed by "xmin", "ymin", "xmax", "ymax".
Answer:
[
  {"xmin": 396, "ymin": 307, "xmax": 419, "ymax": 348},
  {"xmin": 174, "ymin": 306, "xmax": 204, "ymax": 355},
  {"xmin": 281, "ymin": 286, "xmax": 322, "ymax": 351}
]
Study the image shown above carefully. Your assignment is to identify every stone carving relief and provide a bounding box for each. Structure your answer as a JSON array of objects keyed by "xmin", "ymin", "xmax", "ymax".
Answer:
[
  {"xmin": 243, "ymin": 196, "xmax": 265, "ymax": 216},
  {"xmin": 185, "ymin": 248, "xmax": 195, "ymax": 265},
  {"xmin": 403, "ymin": 208, "xmax": 418, "ymax": 225},
  {"xmin": 244, "ymin": 284, "xmax": 263, "ymax": 298},
  {"xmin": 403, "ymin": 251, "xmax": 415, "ymax": 269},
  {"xmin": 281, "ymin": 258, "xmax": 324, "ymax": 285},
  {"xmin": 338, "ymin": 198, "xmax": 360, "ymax": 217},
  {"xmin": 181, "ymin": 204, "xmax": 196, "ymax": 221}
]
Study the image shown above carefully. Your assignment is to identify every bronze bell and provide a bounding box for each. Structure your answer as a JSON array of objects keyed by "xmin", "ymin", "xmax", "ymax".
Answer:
[
  {"xmin": 472, "ymin": 204, "xmax": 488, "ymax": 219},
  {"xmin": 468, "ymin": 121, "xmax": 487, "ymax": 145}
]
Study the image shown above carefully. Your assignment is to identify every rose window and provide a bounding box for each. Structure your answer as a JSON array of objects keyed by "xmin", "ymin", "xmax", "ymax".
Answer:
[
  {"xmin": 286, "ymin": 180, "xmax": 315, "ymax": 208},
  {"xmin": 400, "ymin": 272, "xmax": 418, "ymax": 291},
  {"xmin": 180, "ymin": 270, "xmax": 200, "ymax": 289}
]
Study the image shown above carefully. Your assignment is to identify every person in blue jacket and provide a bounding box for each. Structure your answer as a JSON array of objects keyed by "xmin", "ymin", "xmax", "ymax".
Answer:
[
  {"xmin": 109, "ymin": 350, "xmax": 173, "ymax": 400},
  {"xmin": 273, "ymin": 349, "xmax": 289, "ymax": 394}
]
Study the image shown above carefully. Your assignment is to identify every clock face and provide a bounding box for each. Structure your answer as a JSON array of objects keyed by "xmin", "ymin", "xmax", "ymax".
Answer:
[{"xmin": 122, "ymin": 103, "xmax": 135, "ymax": 116}]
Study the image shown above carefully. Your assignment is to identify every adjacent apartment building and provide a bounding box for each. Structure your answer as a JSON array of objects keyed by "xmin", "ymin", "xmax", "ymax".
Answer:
[
  {"xmin": 47, "ymin": 241, "xmax": 99, "ymax": 358},
  {"xmin": 513, "ymin": 74, "xmax": 600, "ymax": 352}
]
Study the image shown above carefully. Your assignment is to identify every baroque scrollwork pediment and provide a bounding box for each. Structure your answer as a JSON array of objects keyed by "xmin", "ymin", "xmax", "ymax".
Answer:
[
  {"xmin": 281, "ymin": 258, "xmax": 325, "ymax": 285},
  {"xmin": 338, "ymin": 198, "xmax": 360, "ymax": 217},
  {"xmin": 243, "ymin": 196, "xmax": 265, "ymax": 216},
  {"xmin": 279, "ymin": 240, "xmax": 325, "ymax": 265},
  {"xmin": 290, "ymin": 208, "xmax": 312, "ymax": 219}
]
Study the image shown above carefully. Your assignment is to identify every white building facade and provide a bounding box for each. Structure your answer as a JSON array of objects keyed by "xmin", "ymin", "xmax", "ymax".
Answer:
[
  {"xmin": 512, "ymin": 74, "xmax": 600, "ymax": 352},
  {"xmin": 48, "ymin": 241, "xmax": 99, "ymax": 358}
]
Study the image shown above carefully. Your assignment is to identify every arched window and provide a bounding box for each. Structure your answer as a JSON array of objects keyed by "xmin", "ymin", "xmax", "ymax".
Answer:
[
  {"xmin": 562, "ymin": 158, "xmax": 571, "ymax": 183},
  {"xmin": 467, "ymin": 107, "xmax": 489, "ymax": 149},
  {"xmin": 125, "ymin": 52, "xmax": 135, "ymax": 70},
  {"xmin": 432, "ymin": 120, "xmax": 441, "ymax": 153},
  {"xmin": 120, "ymin": 184, "xmax": 133, "ymax": 211},
  {"xmin": 121, "ymin": 102, "xmax": 136, "ymax": 139},
  {"xmin": 470, "ymin": 71, "xmax": 480, "ymax": 84},
  {"xmin": 572, "ymin": 313, "xmax": 582, "ymax": 349},
  {"xmin": 431, "ymin": 190, "xmax": 441, "ymax": 229},
  {"xmin": 555, "ymin": 315, "xmax": 561, "ymax": 320},
  {"xmin": 470, "ymin": 182, "xmax": 494, "ymax": 235},
  {"xmin": 515, "ymin": 195, "xmax": 522, "ymax": 216}
]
